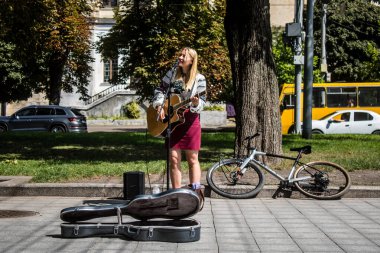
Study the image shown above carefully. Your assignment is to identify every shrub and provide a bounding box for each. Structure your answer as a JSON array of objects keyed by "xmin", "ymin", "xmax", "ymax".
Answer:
[
  {"xmin": 203, "ymin": 105, "xmax": 224, "ymax": 111},
  {"xmin": 123, "ymin": 101, "xmax": 140, "ymax": 119}
]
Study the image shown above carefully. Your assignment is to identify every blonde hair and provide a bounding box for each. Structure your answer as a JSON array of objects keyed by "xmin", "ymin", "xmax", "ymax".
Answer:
[{"xmin": 174, "ymin": 47, "xmax": 198, "ymax": 91}]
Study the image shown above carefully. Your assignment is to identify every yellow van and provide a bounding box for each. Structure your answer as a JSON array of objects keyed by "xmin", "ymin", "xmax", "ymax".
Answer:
[{"xmin": 280, "ymin": 82, "xmax": 380, "ymax": 134}]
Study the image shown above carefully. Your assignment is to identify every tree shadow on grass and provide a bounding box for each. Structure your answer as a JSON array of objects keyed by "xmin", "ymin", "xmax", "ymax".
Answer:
[
  {"xmin": 0, "ymin": 132, "xmax": 235, "ymax": 164},
  {"xmin": 0, "ymin": 132, "xmax": 164, "ymax": 163}
]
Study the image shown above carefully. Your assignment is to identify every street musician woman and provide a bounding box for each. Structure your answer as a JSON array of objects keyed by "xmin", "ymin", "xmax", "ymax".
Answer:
[{"xmin": 152, "ymin": 47, "xmax": 206, "ymax": 202}]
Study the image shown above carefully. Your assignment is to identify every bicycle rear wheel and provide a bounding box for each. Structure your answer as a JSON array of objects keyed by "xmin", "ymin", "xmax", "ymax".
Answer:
[
  {"xmin": 206, "ymin": 158, "xmax": 265, "ymax": 199},
  {"xmin": 294, "ymin": 161, "xmax": 351, "ymax": 200}
]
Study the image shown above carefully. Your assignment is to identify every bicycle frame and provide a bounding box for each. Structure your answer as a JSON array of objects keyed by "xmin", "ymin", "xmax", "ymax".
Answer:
[{"xmin": 239, "ymin": 148, "xmax": 313, "ymax": 183}]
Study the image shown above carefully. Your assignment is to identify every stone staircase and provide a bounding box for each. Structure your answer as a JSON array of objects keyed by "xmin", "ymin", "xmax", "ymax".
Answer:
[{"xmin": 78, "ymin": 84, "xmax": 140, "ymax": 117}]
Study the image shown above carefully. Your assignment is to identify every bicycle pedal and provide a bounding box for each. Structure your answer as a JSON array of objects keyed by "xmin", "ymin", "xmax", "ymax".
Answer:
[{"xmin": 281, "ymin": 187, "xmax": 293, "ymax": 193}]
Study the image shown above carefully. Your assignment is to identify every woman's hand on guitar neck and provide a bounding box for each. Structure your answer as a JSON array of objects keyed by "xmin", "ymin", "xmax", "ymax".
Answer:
[
  {"xmin": 190, "ymin": 96, "xmax": 199, "ymax": 107},
  {"xmin": 156, "ymin": 106, "xmax": 166, "ymax": 121}
]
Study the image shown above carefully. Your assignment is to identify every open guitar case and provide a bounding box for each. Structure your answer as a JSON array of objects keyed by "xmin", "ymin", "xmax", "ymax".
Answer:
[{"xmin": 60, "ymin": 189, "xmax": 201, "ymax": 242}]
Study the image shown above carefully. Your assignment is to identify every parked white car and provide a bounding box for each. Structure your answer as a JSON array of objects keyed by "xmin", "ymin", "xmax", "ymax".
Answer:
[{"xmin": 310, "ymin": 110, "xmax": 380, "ymax": 134}]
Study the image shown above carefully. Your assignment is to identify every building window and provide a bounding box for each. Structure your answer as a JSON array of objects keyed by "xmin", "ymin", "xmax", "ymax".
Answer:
[
  {"xmin": 103, "ymin": 58, "xmax": 118, "ymax": 83},
  {"xmin": 103, "ymin": 0, "xmax": 118, "ymax": 8}
]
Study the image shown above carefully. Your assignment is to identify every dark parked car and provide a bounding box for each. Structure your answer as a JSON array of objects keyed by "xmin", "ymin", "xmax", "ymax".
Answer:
[{"xmin": 0, "ymin": 105, "xmax": 87, "ymax": 133}]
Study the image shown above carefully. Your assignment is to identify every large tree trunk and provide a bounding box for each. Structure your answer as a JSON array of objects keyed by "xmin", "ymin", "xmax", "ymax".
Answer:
[
  {"xmin": 225, "ymin": 0, "xmax": 282, "ymax": 158},
  {"xmin": 48, "ymin": 52, "xmax": 67, "ymax": 105},
  {"xmin": 1, "ymin": 102, "xmax": 6, "ymax": 116}
]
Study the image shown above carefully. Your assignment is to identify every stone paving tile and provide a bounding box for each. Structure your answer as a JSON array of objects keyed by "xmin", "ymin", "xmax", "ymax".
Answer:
[
  {"xmin": 325, "ymin": 232, "xmax": 368, "ymax": 240},
  {"xmin": 339, "ymin": 244, "xmax": 380, "ymax": 253},
  {"xmin": 214, "ymin": 237, "xmax": 257, "ymax": 244},
  {"xmin": 285, "ymin": 231, "xmax": 330, "ymax": 239},
  {"xmin": 88, "ymin": 239, "xmax": 138, "ymax": 251},
  {"xmin": 250, "ymin": 226, "xmax": 287, "ymax": 233},
  {"xmin": 297, "ymin": 244, "xmax": 344, "ymax": 253},
  {"xmin": 1, "ymin": 197, "xmax": 380, "ymax": 252},
  {"xmin": 245, "ymin": 222, "xmax": 283, "ymax": 229},
  {"xmin": 254, "ymin": 237, "xmax": 295, "ymax": 245},
  {"xmin": 177, "ymin": 242, "xmax": 218, "ymax": 251},
  {"xmin": 215, "ymin": 227, "xmax": 252, "ymax": 233},
  {"xmin": 371, "ymin": 238, "xmax": 380, "ymax": 246},
  {"xmin": 133, "ymin": 241, "xmax": 178, "ymax": 251},
  {"xmin": 218, "ymin": 250, "xmax": 258, "ymax": 253},
  {"xmin": 251, "ymin": 232, "xmax": 292, "ymax": 240},
  {"xmin": 366, "ymin": 233, "xmax": 380, "ymax": 241},
  {"xmin": 333, "ymin": 238, "xmax": 377, "ymax": 246},
  {"xmin": 294, "ymin": 238, "xmax": 336, "ymax": 245},
  {"xmin": 258, "ymin": 243, "xmax": 302, "ymax": 252},
  {"xmin": 217, "ymin": 242, "xmax": 260, "ymax": 251}
]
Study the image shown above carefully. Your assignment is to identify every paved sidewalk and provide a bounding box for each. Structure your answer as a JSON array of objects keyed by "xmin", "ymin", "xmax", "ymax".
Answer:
[
  {"xmin": 0, "ymin": 196, "xmax": 380, "ymax": 253},
  {"xmin": 1, "ymin": 175, "xmax": 380, "ymax": 198}
]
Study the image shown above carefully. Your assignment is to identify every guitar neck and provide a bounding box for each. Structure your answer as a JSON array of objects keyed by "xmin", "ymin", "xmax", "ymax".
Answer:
[{"xmin": 173, "ymin": 91, "xmax": 206, "ymax": 110}]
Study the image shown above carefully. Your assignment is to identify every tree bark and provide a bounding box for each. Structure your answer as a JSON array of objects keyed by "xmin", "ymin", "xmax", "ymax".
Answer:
[
  {"xmin": 48, "ymin": 52, "xmax": 67, "ymax": 105},
  {"xmin": 224, "ymin": 0, "xmax": 282, "ymax": 158},
  {"xmin": 1, "ymin": 102, "xmax": 6, "ymax": 116}
]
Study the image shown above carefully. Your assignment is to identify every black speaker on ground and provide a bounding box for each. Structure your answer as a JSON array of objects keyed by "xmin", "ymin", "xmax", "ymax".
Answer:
[{"xmin": 123, "ymin": 171, "xmax": 145, "ymax": 200}]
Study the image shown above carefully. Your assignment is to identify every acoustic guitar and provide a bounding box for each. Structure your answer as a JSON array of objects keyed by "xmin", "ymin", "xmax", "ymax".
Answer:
[{"xmin": 146, "ymin": 90, "xmax": 206, "ymax": 137}]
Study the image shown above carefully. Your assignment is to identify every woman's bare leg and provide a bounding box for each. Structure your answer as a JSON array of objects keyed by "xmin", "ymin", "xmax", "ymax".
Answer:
[
  {"xmin": 170, "ymin": 149, "xmax": 182, "ymax": 188},
  {"xmin": 185, "ymin": 150, "xmax": 201, "ymax": 185}
]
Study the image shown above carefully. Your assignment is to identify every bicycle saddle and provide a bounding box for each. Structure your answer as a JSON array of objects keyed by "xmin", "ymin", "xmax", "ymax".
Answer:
[
  {"xmin": 290, "ymin": 145, "xmax": 311, "ymax": 154},
  {"xmin": 60, "ymin": 188, "xmax": 201, "ymax": 222}
]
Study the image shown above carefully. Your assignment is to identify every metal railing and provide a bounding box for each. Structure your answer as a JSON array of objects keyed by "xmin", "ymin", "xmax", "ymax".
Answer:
[{"xmin": 84, "ymin": 84, "xmax": 129, "ymax": 105}]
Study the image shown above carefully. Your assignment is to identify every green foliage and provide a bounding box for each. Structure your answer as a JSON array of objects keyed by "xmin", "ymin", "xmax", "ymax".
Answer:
[
  {"xmin": 314, "ymin": 0, "xmax": 380, "ymax": 82},
  {"xmin": 272, "ymin": 27, "xmax": 325, "ymax": 86},
  {"xmin": 0, "ymin": 0, "xmax": 93, "ymax": 104},
  {"xmin": 123, "ymin": 101, "xmax": 141, "ymax": 119},
  {"xmin": 272, "ymin": 27, "xmax": 294, "ymax": 85},
  {"xmin": 203, "ymin": 105, "xmax": 224, "ymax": 111},
  {"xmin": 362, "ymin": 41, "xmax": 380, "ymax": 81},
  {"xmin": 0, "ymin": 41, "xmax": 30, "ymax": 103},
  {"xmin": 98, "ymin": 0, "xmax": 232, "ymax": 102}
]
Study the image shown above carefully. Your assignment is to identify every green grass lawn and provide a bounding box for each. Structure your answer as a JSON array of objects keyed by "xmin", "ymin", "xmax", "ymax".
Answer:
[{"xmin": 0, "ymin": 132, "xmax": 379, "ymax": 182}]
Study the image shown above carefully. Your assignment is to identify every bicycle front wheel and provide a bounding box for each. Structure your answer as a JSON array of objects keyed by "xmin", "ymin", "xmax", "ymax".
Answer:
[
  {"xmin": 294, "ymin": 161, "xmax": 351, "ymax": 200},
  {"xmin": 206, "ymin": 158, "xmax": 265, "ymax": 199}
]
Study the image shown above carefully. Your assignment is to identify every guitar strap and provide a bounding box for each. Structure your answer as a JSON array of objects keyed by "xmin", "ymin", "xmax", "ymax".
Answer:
[
  {"xmin": 189, "ymin": 76, "xmax": 198, "ymax": 99},
  {"xmin": 169, "ymin": 69, "xmax": 177, "ymax": 86},
  {"xmin": 189, "ymin": 74, "xmax": 207, "ymax": 105},
  {"xmin": 180, "ymin": 79, "xmax": 197, "ymax": 109}
]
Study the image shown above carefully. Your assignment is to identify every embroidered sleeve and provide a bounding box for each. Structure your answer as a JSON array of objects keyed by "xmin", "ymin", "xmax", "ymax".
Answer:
[{"xmin": 190, "ymin": 75, "xmax": 206, "ymax": 113}]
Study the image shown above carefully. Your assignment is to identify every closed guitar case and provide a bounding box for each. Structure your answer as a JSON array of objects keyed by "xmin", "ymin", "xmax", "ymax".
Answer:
[
  {"xmin": 60, "ymin": 189, "xmax": 201, "ymax": 222},
  {"xmin": 61, "ymin": 219, "xmax": 201, "ymax": 242},
  {"xmin": 60, "ymin": 189, "xmax": 202, "ymax": 242}
]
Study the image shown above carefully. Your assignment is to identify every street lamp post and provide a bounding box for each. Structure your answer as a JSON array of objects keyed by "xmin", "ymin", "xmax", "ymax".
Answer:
[
  {"xmin": 302, "ymin": 0, "xmax": 315, "ymax": 139},
  {"xmin": 293, "ymin": 0, "xmax": 304, "ymax": 134},
  {"xmin": 321, "ymin": 1, "xmax": 330, "ymax": 82}
]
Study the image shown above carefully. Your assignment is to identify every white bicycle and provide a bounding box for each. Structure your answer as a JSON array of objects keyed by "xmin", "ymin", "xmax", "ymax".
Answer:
[{"xmin": 206, "ymin": 133, "xmax": 351, "ymax": 200}]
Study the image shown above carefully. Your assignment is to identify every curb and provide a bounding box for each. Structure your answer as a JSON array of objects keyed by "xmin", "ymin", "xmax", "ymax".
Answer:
[{"xmin": 0, "ymin": 183, "xmax": 379, "ymax": 199}]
